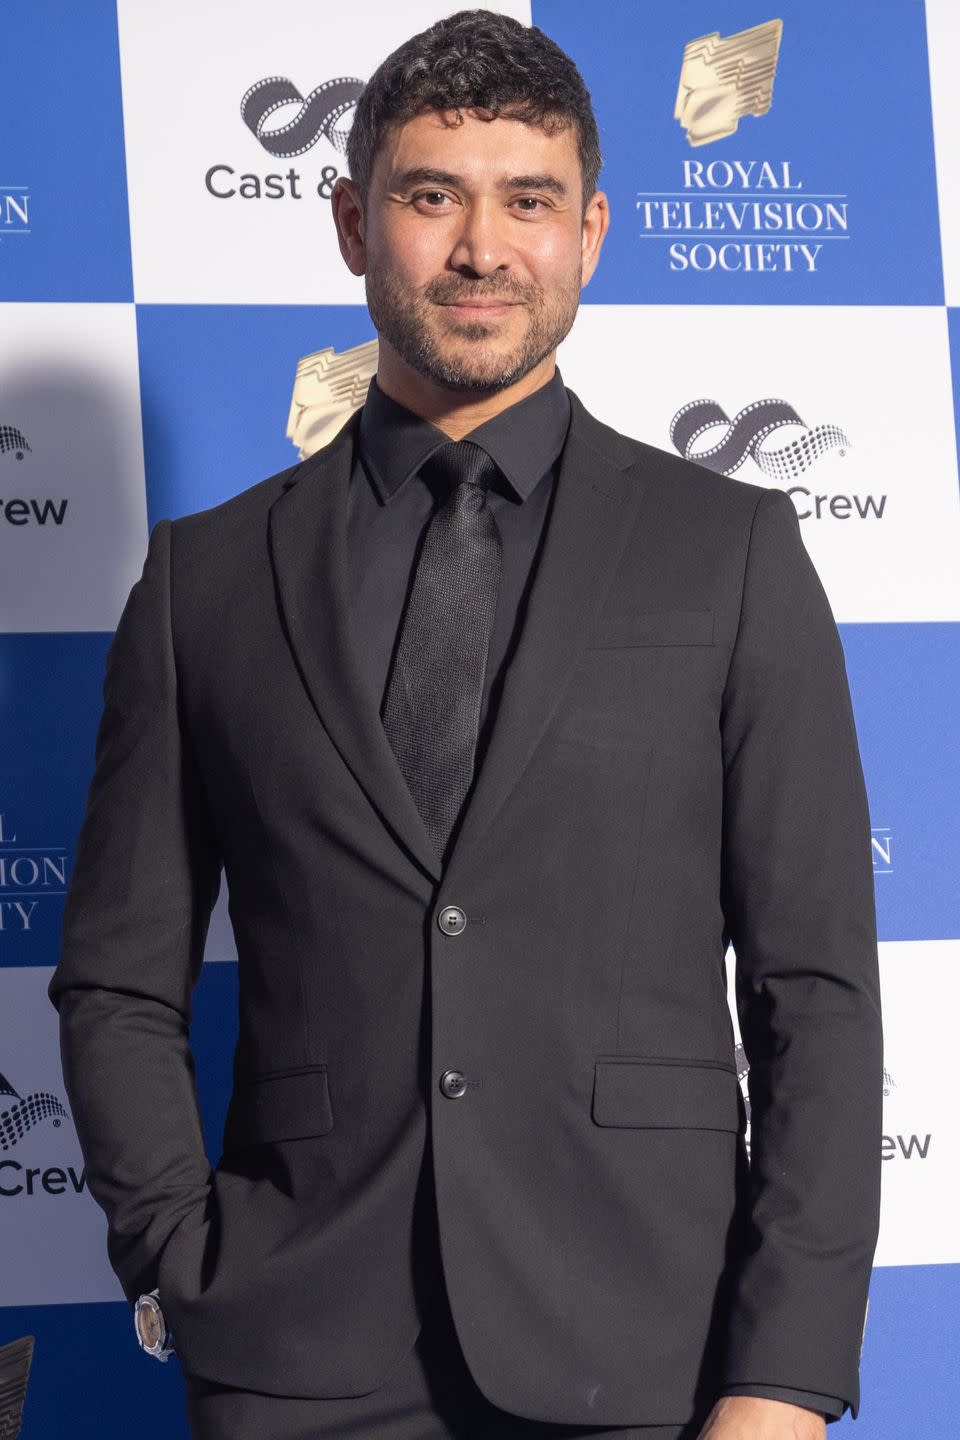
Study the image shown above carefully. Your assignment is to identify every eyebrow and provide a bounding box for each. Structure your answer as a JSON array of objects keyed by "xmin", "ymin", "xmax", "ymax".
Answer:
[{"xmin": 388, "ymin": 166, "xmax": 569, "ymax": 198}]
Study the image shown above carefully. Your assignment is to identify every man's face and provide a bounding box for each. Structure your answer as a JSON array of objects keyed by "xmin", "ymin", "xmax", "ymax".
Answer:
[{"xmin": 350, "ymin": 107, "xmax": 605, "ymax": 394}]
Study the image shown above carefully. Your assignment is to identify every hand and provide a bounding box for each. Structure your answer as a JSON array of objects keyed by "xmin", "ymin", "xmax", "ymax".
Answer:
[{"xmin": 696, "ymin": 1395, "xmax": 827, "ymax": 1440}]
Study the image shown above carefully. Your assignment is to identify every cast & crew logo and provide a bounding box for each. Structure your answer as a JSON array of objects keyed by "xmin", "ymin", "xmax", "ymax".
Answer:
[
  {"xmin": 205, "ymin": 74, "xmax": 365, "ymax": 203},
  {"xmin": 737, "ymin": 1053, "xmax": 929, "ymax": 1161},
  {"xmin": 0, "ymin": 1069, "xmax": 68, "ymax": 1152},
  {"xmin": 881, "ymin": 1065, "xmax": 932, "ymax": 1161},
  {"xmin": 674, "ymin": 19, "xmax": 784, "ymax": 148},
  {"xmin": 0, "ymin": 425, "xmax": 31, "ymax": 461},
  {"xmin": 0, "ymin": 812, "xmax": 69, "ymax": 934},
  {"xmin": 639, "ymin": 19, "xmax": 850, "ymax": 274},
  {"xmin": 0, "ymin": 1063, "xmax": 86, "ymax": 1198},
  {"xmin": 669, "ymin": 395, "xmax": 886, "ymax": 521},
  {"xmin": 0, "ymin": 426, "xmax": 70, "ymax": 529}
]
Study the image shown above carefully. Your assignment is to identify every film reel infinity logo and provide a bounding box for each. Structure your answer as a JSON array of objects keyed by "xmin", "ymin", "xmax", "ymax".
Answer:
[
  {"xmin": 670, "ymin": 397, "xmax": 850, "ymax": 483},
  {"xmin": 669, "ymin": 395, "xmax": 887, "ymax": 523},
  {"xmin": 204, "ymin": 74, "xmax": 365, "ymax": 204},
  {"xmin": 240, "ymin": 77, "xmax": 363, "ymax": 159}
]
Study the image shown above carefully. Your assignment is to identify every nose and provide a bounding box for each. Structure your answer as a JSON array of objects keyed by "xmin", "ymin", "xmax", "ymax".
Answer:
[{"xmin": 448, "ymin": 195, "xmax": 512, "ymax": 278}]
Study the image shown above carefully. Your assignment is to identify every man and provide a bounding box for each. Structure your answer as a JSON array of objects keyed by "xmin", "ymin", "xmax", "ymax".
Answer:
[{"xmin": 48, "ymin": 9, "xmax": 883, "ymax": 1440}]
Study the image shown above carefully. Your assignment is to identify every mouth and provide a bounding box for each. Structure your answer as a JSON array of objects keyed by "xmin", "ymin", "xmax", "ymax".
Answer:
[{"xmin": 440, "ymin": 301, "xmax": 520, "ymax": 317}]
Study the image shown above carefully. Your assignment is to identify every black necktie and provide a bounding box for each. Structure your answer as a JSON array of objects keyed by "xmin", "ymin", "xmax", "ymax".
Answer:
[{"xmin": 381, "ymin": 438, "xmax": 503, "ymax": 864}]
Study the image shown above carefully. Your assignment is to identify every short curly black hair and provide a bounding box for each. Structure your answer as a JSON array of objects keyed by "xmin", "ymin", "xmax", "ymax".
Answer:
[{"xmin": 345, "ymin": 8, "xmax": 602, "ymax": 218}]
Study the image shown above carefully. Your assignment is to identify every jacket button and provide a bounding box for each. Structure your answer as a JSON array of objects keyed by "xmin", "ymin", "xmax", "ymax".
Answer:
[
  {"xmin": 440, "ymin": 1069, "xmax": 467, "ymax": 1098},
  {"xmin": 437, "ymin": 905, "xmax": 466, "ymax": 935}
]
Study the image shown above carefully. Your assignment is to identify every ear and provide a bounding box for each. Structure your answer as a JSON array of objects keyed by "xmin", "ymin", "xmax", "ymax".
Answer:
[
  {"xmin": 331, "ymin": 177, "xmax": 366, "ymax": 277},
  {"xmin": 580, "ymin": 190, "xmax": 610, "ymax": 288}
]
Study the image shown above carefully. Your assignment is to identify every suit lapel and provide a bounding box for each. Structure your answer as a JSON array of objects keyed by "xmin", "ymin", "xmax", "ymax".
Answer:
[
  {"xmin": 269, "ymin": 407, "xmax": 446, "ymax": 883},
  {"xmin": 267, "ymin": 389, "xmax": 647, "ymax": 887}
]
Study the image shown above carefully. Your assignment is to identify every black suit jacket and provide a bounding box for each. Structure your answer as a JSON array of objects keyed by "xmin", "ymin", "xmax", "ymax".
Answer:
[{"xmin": 48, "ymin": 386, "xmax": 883, "ymax": 1428}]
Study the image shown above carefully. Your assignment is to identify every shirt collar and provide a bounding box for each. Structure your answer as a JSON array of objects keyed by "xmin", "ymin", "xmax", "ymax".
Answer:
[{"xmin": 358, "ymin": 364, "xmax": 571, "ymax": 505}]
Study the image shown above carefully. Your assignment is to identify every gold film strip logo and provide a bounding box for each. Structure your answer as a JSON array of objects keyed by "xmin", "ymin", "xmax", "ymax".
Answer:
[{"xmin": 674, "ymin": 19, "xmax": 783, "ymax": 147}]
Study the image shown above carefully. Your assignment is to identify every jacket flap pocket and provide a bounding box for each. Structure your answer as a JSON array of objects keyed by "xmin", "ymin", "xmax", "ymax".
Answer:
[
  {"xmin": 224, "ymin": 1065, "xmax": 333, "ymax": 1147},
  {"xmin": 587, "ymin": 608, "xmax": 714, "ymax": 649},
  {"xmin": 591, "ymin": 1057, "xmax": 740, "ymax": 1130}
]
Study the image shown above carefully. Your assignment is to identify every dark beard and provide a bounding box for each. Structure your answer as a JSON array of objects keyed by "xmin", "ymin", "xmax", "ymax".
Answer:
[{"xmin": 363, "ymin": 265, "xmax": 582, "ymax": 394}]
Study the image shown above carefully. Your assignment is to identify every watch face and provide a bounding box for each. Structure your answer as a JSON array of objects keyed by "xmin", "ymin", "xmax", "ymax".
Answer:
[{"xmin": 136, "ymin": 1297, "xmax": 165, "ymax": 1351}]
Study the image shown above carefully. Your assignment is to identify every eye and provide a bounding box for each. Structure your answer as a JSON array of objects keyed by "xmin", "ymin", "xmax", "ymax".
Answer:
[
  {"xmin": 413, "ymin": 190, "xmax": 456, "ymax": 208},
  {"xmin": 513, "ymin": 197, "xmax": 548, "ymax": 213}
]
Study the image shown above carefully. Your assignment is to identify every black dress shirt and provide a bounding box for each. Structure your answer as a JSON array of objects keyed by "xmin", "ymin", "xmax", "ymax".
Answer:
[{"xmin": 347, "ymin": 363, "xmax": 845, "ymax": 1425}]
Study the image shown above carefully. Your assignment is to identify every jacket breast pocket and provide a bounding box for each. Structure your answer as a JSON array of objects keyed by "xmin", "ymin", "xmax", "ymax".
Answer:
[
  {"xmin": 591, "ymin": 1056, "xmax": 740, "ymax": 1131},
  {"xmin": 585, "ymin": 608, "xmax": 714, "ymax": 649},
  {"xmin": 223, "ymin": 1064, "xmax": 334, "ymax": 1149}
]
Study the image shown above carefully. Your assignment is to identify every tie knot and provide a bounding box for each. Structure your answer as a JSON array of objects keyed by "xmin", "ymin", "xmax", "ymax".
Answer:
[{"xmin": 423, "ymin": 438, "xmax": 500, "ymax": 496}]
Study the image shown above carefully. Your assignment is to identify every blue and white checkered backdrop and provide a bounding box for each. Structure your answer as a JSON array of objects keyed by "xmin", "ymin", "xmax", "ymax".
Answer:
[{"xmin": 2, "ymin": 2, "xmax": 958, "ymax": 1435}]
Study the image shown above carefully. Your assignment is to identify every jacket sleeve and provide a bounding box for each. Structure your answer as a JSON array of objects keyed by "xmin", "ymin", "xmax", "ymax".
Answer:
[
  {"xmin": 718, "ymin": 486, "xmax": 883, "ymax": 1417},
  {"xmin": 47, "ymin": 517, "xmax": 222, "ymax": 1307}
]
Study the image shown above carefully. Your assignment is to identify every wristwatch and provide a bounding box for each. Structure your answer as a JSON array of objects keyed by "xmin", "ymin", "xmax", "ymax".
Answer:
[{"xmin": 134, "ymin": 1289, "xmax": 175, "ymax": 1361}]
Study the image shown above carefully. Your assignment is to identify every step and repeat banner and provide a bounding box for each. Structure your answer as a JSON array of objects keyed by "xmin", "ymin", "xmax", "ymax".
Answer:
[{"xmin": 2, "ymin": 1, "xmax": 959, "ymax": 1435}]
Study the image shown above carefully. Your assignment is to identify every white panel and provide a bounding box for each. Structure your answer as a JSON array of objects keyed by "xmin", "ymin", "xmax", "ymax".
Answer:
[
  {"xmin": 0, "ymin": 966, "xmax": 124, "ymax": 1305},
  {"xmin": 117, "ymin": 0, "xmax": 533, "ymax": 303},
  {"xmin": 558, "ymin": 304, "xmax": 960, "ymax": 622},
  {"xmin": 0, "ymin": 304, "xmax": 147, "ymax": 633},
  {"xmin": 727, "ymin": 939, "xmax": 960, "ymax": 1267},
  {"xmin": 873, "ymin": 938, "xmax": 960, "ymax": 1266}
]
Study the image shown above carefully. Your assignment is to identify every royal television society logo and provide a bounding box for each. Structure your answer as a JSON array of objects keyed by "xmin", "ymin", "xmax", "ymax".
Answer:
[
  {"xmin": 0, "ymin": 1068, "xmax": 68, "ymax": 1152},
  {"xmin": 639, "ymin": 19, "xmax": 850, "ymax": 275},
  {"xmin": 674, "ymin": 19, "xmax": 783, "ymax": 148},
  {"xmin": 205, "ymin": 74, "xmax": 365, "ymax": 204},
  {"xmin": 0, "ymin": 184, "xmax": 30, "ymax": 241},
  {"xmin": 0, "ymin": 812, "xmax": 69, "ymax": 936},
  {"xmin": 872, "ymin": 828, "xmax": 893, "ymax": 873},
  {"xmin": 287, "ymin": 337, "xmax": 379, "ymax": 458}
]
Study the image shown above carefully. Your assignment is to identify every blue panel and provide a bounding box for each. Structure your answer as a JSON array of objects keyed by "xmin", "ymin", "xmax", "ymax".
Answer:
[
  {"xmin": 1, "ymin": 1301, "xmax": 189, "ymax": 1439},
  {"xmin": 840, "ymin": 624, "xmax": 960, "ymax": 941},
  {"xmin": 136, "ymin": 304, "xmax": 375, "ymax": 523},
  {"xmin": 835, "ymin": 1265, "xmax": 960, "ymax": 1436},
  {"xmin": 0, "ymin": 1, "xmax": 132, "ymax": 300},
  {"xmin": 190, "ymin": 959, "xmax": 239, "ymax": 1163},
  {"xmin": 0, "ymin": 635, "xmax": 111, "ymax": 966},
  {"xmin": 532, "ymin": 0, "xmax": 943, "ymax": 304}
]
